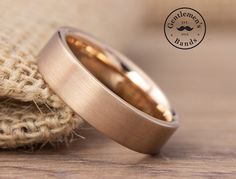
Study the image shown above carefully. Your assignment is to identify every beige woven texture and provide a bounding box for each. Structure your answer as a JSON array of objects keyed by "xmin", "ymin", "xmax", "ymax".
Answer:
[{"xmin": 0, "ymin": 0, "xmax": 145, "ymax": 148}]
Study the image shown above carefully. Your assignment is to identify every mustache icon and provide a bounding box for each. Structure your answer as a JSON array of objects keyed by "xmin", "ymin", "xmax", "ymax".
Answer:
[{"xmin": 177, "ymin": 26, "xmax": 193, "ymax": 31}]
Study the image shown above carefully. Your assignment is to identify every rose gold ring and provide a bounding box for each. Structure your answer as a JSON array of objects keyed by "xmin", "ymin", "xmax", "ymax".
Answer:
[{"xmin": 37, "ymin": 26, "xmax": 179, "ymax": 154}]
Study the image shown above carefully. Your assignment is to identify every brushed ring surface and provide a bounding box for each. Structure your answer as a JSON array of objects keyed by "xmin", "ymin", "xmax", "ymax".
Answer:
[{"xmin": 37, "ymin": 27, "xmax": 179, "ymax": 154}]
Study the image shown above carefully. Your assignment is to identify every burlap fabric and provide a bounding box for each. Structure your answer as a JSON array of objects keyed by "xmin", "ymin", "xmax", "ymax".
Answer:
[{"xmin": 0, "ymin": 0, "xmax": 145, "ymax": 148}]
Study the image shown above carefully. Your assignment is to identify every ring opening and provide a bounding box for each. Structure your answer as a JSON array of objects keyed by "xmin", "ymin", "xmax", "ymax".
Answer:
[{"xmin": 66, "ymin": 35, "xmax": 173, "ymax": 122}]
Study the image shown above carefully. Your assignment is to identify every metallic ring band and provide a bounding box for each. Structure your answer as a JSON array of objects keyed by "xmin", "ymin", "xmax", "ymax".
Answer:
[{"xmin": 37, "ymin": 26, "xmax": 179, "ymax": 154}]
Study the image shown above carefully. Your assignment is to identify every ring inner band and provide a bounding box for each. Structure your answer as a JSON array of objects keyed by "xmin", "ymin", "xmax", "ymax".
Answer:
[{"xmin": 66, "ymin": 35, "xmax": 173, "ymax": 122}]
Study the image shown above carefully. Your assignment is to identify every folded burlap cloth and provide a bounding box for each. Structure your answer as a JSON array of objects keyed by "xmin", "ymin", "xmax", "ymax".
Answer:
[{"xmin": 0, "ymin": 0, "xmax": 145, "ymax": 148}]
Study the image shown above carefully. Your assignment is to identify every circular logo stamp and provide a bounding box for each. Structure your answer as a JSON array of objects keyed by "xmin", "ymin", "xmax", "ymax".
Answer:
[{"xmin": 164, "ymin": 7, "xmax": 206, "ymax": 50}]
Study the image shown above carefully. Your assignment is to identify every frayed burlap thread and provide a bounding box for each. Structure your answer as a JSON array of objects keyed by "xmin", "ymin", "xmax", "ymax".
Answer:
[
  {"xmin": 0, "ymin": 34, "xmax": 82, "ymax": 147},
  {"xmin": 0, "ymin": 0, "xmax": 86, "ymax": 148}
]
